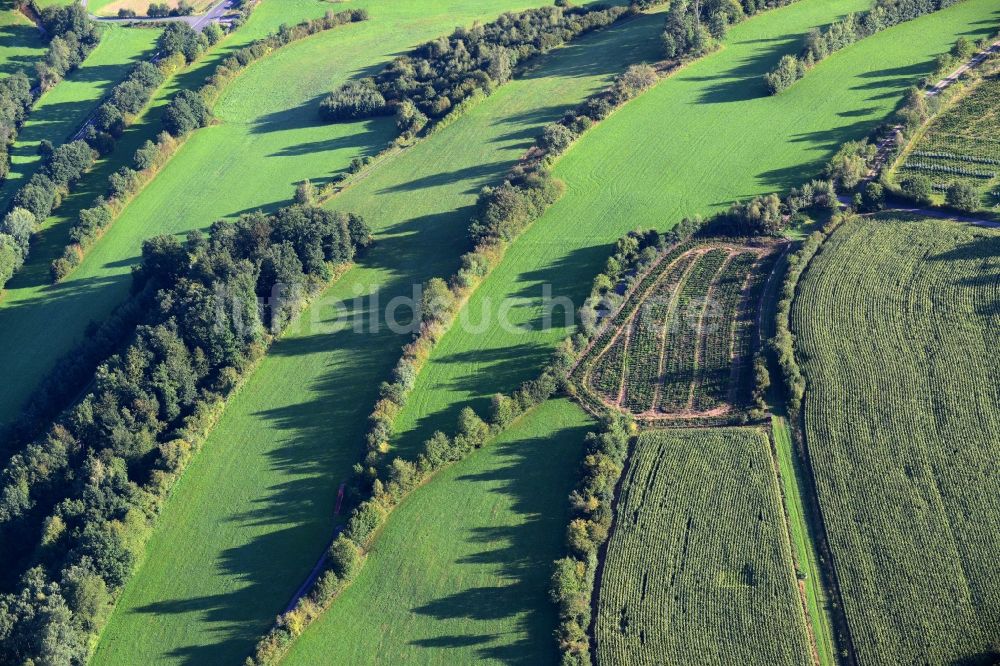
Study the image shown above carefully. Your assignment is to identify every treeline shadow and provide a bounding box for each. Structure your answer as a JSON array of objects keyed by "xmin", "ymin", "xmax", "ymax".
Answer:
[{"xmin": 407, "ymin": 422, "xmax": 589, "ymax": 663}]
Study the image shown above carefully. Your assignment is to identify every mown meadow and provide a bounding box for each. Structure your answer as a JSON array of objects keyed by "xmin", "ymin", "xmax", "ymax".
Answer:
[
  {"xmin": 792, "ymin": 216, "xmax": 1000, "ymax": 664},
  {"xmin": 283, "ymin": 398, "xmax": 593, "ymax": 664},
  {"xmin": 386, "ymin": 0, "xmax": 1000, "ymax": 462},
  {"xmin": 91, "ymin": 2, "xmax": 657, "ymax": 663}
]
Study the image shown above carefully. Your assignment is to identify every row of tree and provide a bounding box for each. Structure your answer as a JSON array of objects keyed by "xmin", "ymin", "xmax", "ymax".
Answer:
[
  {"xmin": 661, "ymin": 0, "xmax": 798, "ymax": 62},
  {"xmin": 765, "ymin": 0, "xmax": 961, "ymax": 94},
  {"xmin": 52, "ymin": 9, "xmax": 367, "ymax": 283},
  {"xmin": 3, "ymin": 21, "xmax": 230, "ymax": 291},
  {"xmin": 0, "ymin": 140, "xmax": 97, "ymax": 285},
  {"xmin": 145, "ymin": 1, "xmax": 195, "ymax": 18},
  {"xmin": 319, "ymin": 4, "xmax": 633, "ymax": 124},
  {"xmin": 0, "ymin": 203, "xmax": 371, "ymax": 665},
  {"xmin": 1, "ymin": 3, "xmax": 102, "ymax": 185}
]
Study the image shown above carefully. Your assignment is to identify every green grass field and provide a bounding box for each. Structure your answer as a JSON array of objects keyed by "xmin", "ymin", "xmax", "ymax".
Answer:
[
  {"xmin": 281, "ymin": 398, "xmax": 592, "ymax": 665},
  {"xmin": 90, "ymin": 4, "xmax": 659, "ymax": 663},
  {"xmin": 0, "ymin": 25, "xmax": 158, "ymax": 206},
  {"xmin": 772, "ymin": 415, "xmax": 836, "ymax": 665},
  {"xmin": 594, "ymin": 427, "xmax": 812, "ymax": 665},
  {"xmin": 386, "ymin": 0, "xmax": 1000, "ymax": 462},
  {"xmin": 791, "ymin": 217, "xmax": 1000, "ymax": 664},
  {"xmin": 0, "ymin": 8, "xmax": 46, "ymax": 77},
  {"xmin": 0, "ymin": 0, "xmax": 500, "ymax": 427}
]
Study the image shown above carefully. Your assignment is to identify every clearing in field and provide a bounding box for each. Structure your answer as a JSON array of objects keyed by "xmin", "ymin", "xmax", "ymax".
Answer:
[
  {"xmin": 792, "ymin": 216, "xmax": 1000, "ymax": 664},
  {"xmin": 594, "ymin": 427, "xmax": 812, "ymax": 665},
  {"xmin": 574, "ymin": 239, "xmax": 782, "ymax": 422},
  {"xmin": 900, "ymin": 72, "xmax": 1000, "ymax": 208}
]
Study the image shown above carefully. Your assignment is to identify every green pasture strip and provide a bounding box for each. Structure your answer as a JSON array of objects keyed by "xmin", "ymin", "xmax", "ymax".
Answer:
[{"xmin": 0, "ymin": 25, "xmax": 158, "ymax": 207}]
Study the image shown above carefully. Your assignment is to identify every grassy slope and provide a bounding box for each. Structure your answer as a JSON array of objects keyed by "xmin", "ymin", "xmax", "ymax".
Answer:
[
  {"xmin": 0, "ymin": 0, "xmax": 548, "ymax": 428},
  {"xmin": 387, "ymin": 0, "xmax": 1000, "ymax": 460},
  {"xmin": 0, "ymin": 9, "xmax": 45, "ymax": 77},
  {"xmin": 91, "ymin": 5, "xmax": 657, "ymax": 664},
  {"xmin": 284, "ymin": 398, "xmax": 593, "ymax": 665},
  {"xmin": 792, "ymin": 217, "xmax": 1000, "ymax": 664},
  {"xmin": 0, "ymin": 25, "xmax": 158, "ymax": 207},
  {"xmin": 594, "ymin": 428, "xmax": 812, "ymax": 665}
]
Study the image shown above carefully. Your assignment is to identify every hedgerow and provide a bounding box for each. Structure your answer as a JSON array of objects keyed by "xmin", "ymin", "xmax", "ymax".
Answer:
[{"xmin": 319, "ymin": 3, "xmax": 641, "ymax": 126}]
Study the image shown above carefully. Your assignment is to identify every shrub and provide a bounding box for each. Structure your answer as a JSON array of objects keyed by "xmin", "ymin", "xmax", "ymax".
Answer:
[
  {"xmin": 945, "ymin": 181, "xmax": 980, "ymax": 213},
  {"xmin": 319, "ymin": 78, "xmax": 386, "ymax": 121},
  {"xmin": 860, "ymin": 181, "xmax": 885, "ymax": 212},
  {"xmin": 540, "ymin": 122, "xmax": 575, "ymax": 154},
  {"xmin": 1, "ymin": 208, "xmax": 36, "ymax": 256},
  {"xmin": 900, "ymin": 174, "xmax": 933, "ymax": 205},
  {"xmin": 163, "ymin": 90, "xmax": 211, "ymax": 136}
]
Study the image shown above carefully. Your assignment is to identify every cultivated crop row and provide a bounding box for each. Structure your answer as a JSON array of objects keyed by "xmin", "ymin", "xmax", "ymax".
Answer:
[
  {"xmin": 791, "ymin": 218, "xmax": 1000, "ymax": 664},
  {"xmin": 620, "ymin": 253, "xmax": 699, "ymax": 412},
  {"xmin": 576, "ymin": 241, "xmax": 695, "ymax": 403},
  {"xmin": 657, "ymin": 249, "xmax": 728, "ymax": 412},
  {"xmin": 594, "ymin": 428, "xmax": 812, "ymax": 665},
  {"xmin": 903, "ymin": 73, "xmax": 1000, "ymax": 194}
]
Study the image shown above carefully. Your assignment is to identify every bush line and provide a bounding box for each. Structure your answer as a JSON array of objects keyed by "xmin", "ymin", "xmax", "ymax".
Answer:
[{"xmin": 3, "ymin": 16, "xmax": 234, "ymax": 289}]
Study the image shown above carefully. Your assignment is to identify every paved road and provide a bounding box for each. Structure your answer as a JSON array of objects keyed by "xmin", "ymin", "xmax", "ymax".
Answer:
[
  {"xmin": 836, "ymin": 195, "xmax": 1000, "ymax": 229},
  {"xmin": 85, "ymin": 0, "xmax": 235, "ymax": 31},
  {"xmin": 927, "ymin": 38, "xmax": 1000, "ymax": 96}
]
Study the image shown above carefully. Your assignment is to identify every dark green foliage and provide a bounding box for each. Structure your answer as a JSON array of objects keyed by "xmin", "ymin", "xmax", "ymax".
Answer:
[
  {"xmin": 1, "ymin": 208, "xmax": 35, "ymax": 256},
  {"xmin": 157, "ymin": 22, "xmax": 206, "ymax": 63},
  {"xmin": 0, "ymin": 204, "xmax": 369, "ymax": 664},
  {"xmin": 550, "ymin": 415, "xmax": 631, "ymax": 664},
  {"xmin": 900, "ymin": 173, "xmax": 934, "ymax": 204},
  {"xmin": 663, "ymin": 0, "xmax": 796, "ymax": 62},
  {"xmin": 825, "ymin": 140, "xmax": 876, "ymax": 190},
  {"xmin": 163, "ymin": 89, "xmax": 211, "ymax": 137},
  {"xmin": 318, "ymin": 78, "xmax": 386, "ymax": 121},
  {"xmin": 860, "ymin": 181, "xmax": 886, "ymax": 212},
  {"xmin": 945, "ymin": 180, "xmax": 980, "ymax": 212},
  {"xmin": 35, "ymin": 5, "xmax": 101, "ymax": 91}
]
